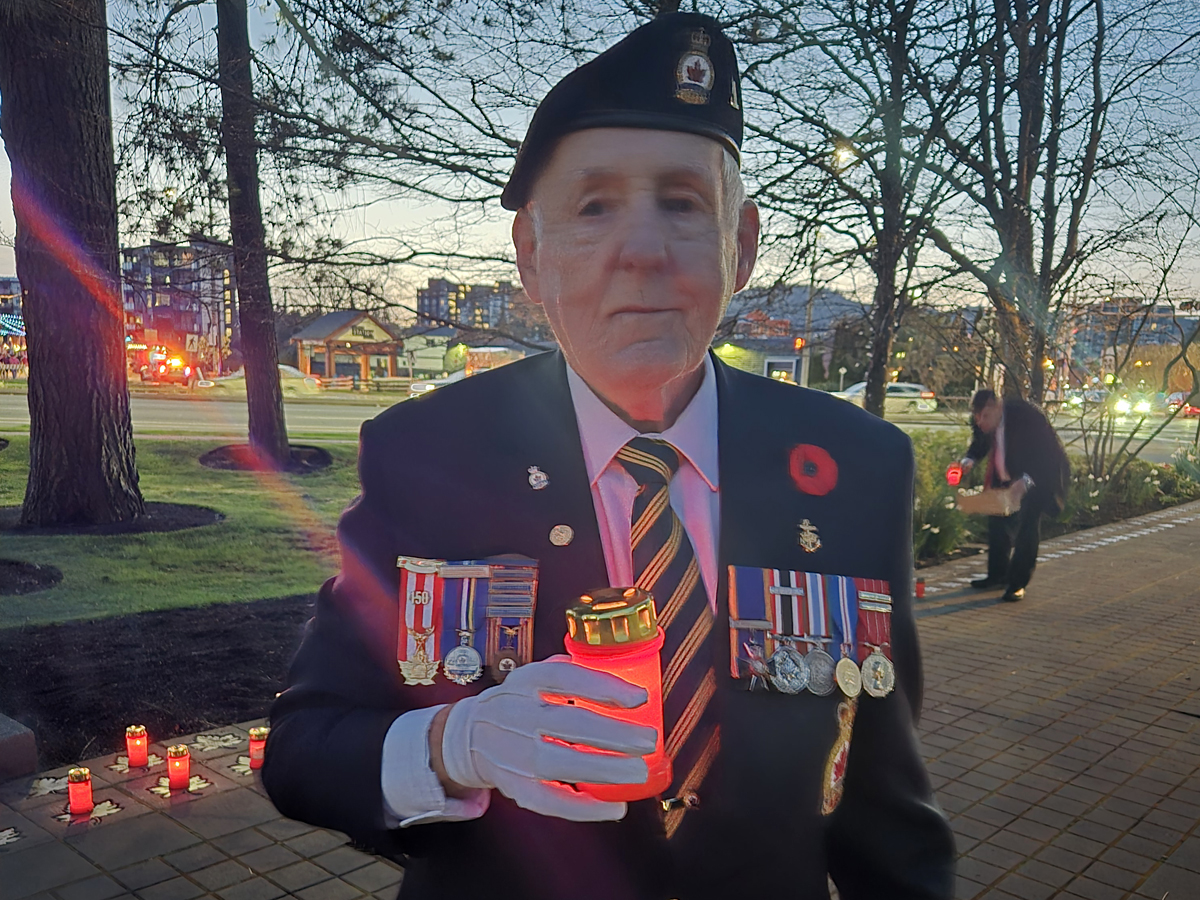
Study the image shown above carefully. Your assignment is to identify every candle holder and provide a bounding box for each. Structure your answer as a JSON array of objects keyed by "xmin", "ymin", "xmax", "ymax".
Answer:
[
  {"xmin": 166, "ymin": 745, "xmax": 190, "ymax": 791},
  {"xmin": 946, "ymin": 463, "xmax": 963, "ymax": 486},
  {"xmin": 915, "ymin": 577, "xmax": 926, "ymax": 599},
  {"xmin": 248, "ymin": 727, "xmax": 269, "ymax": 770},
  {"xmin": 67, "ymin": 768, "xmax": 94, "ymax": 815},
  {"xmin": 125, "ymin": 725, "xmax": 149, "ymax": 768},
  {"xmin": 563, "ymin": 587, "xmax": 670, "ymax": 802}
]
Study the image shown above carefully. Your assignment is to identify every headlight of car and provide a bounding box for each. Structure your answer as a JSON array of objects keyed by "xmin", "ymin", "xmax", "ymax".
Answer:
[
  {"xmin": 1070, "ymin": 396, "xmax": 1083, "ymax": 406},
  {"xmin": 1115, "ymin": 399, "xmax": 1132, "ymax": 413},
  {"xmin": 1135, "ymin": 400, "xmax": 1151, "ymax": 413}
]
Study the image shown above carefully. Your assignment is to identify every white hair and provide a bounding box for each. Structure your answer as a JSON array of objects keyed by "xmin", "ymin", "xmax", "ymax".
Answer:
[{"xmin": 721, "ymin": 148, "xmax": 747, "ymax": 231}]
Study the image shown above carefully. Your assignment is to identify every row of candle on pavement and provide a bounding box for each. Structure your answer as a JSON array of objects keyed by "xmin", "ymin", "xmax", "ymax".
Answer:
[{"xmin": 66, "ymin": 724, "xmax": 269, "ymax": 815}]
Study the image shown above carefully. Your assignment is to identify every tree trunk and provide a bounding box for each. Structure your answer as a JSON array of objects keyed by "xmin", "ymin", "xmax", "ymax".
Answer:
[
  {"xmin": 216, "ymin": 0, "xmax": 289, "ymax": 466},
  {"xmin": 863, "ymin": 276, "xmax": 898, "ymax": 418},
  {"xmin": 0, "ymin": 0, "xmax": 144, "ymax": 526}
]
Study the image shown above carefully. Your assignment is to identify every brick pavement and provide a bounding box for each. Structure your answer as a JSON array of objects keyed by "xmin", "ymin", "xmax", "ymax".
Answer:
[{"xmin": 2, "ymin": 500, "xmax": 1200, "ymax": 899}]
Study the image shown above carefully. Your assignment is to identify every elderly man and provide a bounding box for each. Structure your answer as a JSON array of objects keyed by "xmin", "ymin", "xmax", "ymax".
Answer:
[
  {"xmin": 264, "ymin": 13, "xmax": 954, "ymax": 900},
  {"xmin": 959, "ymin": 389, "xmax": 1071, "ymax": 602}
]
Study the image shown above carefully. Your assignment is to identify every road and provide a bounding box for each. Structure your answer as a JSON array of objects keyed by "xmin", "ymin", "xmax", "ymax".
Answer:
[{"xmin": 0, "ymin": 393, "xmax": 1196, "ymax": 461}]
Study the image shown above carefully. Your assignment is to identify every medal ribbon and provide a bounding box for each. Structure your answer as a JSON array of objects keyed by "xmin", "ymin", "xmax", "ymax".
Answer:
[
  {"xmin": 826, "ymin": 575, "xmax": 858, "ymax": 662},
  {"xmin": 805, "ymin": 571, "xmax": 827, "ymax": 646},
  {"xmin": 854, "ymin": 578, "xmax": 892, "ymax": 661},
  {"xmin": 727, "ymin": 565, "xmax": 772, "ymax": 679},
  {"xmin": 768, "ymin": 569, "xmax": 809, "ymax": 643},
  {"xmin": 398, "ymin": 567, "xmax": 443, "ymax": 666}
]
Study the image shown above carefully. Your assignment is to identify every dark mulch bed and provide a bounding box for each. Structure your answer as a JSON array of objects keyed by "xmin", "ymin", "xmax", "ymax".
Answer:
[
  {"xmin": 0, "ymin": 437, "xmax": 8, "ymax": 452},
  {"xmin": 0, "ymin": 594, "xmax": 315, "ymax": 770},
  {"xmin": 0, "ymin": 501, "xmax": 223, "ymax": 536},
  {"xmin": 0, "ymin": 559, "xmax": 64, "ymax": 595},
  {"xmin": 199, "ymin": 443, "xmax": 333, "ymax": 474}
]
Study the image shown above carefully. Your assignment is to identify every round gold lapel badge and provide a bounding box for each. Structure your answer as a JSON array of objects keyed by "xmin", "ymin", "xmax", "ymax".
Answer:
[{"xmin": 549, "ymin": 524, "xmax": 574, "ymax": 547}]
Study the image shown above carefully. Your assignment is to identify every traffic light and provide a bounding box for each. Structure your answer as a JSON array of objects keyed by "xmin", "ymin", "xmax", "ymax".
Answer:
[{"xmin": 793, "ymin": 337, "xmax": 806, "ymax": 351}]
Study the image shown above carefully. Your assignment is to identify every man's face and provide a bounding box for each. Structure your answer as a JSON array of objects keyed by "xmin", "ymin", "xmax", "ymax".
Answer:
[
  {"xmin": 974, "ymin": 400, "xmax": 1002, "ymax": 434},
  {"xmin": 514, "ymin": 128, "xmax": 758, "ymax": 399}
]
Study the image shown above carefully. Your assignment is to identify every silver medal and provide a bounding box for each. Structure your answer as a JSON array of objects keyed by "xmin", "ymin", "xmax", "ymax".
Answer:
[
  {"xmin": 768, "ymin": 645, "xmax": 809, "ymax": 694},
  {"xmin": 805, "ymin": 647, "xmax": 837, "ymax": 696},
  {"xmin": 442, "ymin": 645, "xmax": 483, "ymax": 685},
  {"xmin": 861, "ymin": 650, "xmax": 896, "ymax": 698}
]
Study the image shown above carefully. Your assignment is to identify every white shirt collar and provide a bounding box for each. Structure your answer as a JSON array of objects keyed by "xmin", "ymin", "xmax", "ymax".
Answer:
[{"xmin": 566, "ymin": 355, "xmax": 719, "ymax": 492}]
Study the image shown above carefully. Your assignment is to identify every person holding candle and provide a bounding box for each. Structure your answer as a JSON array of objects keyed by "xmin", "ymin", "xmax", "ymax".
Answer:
[
  {"xmin": 265, "ymin": 12, "xmax": 953, "ymax": 900},
  {"xmin": 957, "ymin": 389, "xmax": 1071, "ymax": 602}
]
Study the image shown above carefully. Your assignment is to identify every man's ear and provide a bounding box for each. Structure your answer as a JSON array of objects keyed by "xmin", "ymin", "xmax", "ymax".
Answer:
[
  {"xmin": 733, "ymin": 200, "xmax": 760, "ymax": 293},
  {"xmin": 513, "ymin": 208, "xmax": 543, "ymax": 305}
]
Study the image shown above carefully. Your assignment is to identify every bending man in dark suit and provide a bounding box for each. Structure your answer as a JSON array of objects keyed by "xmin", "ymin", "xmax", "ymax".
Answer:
[
  {"xmin": 263, "ymin": 14, "xmax": 954, "ymax": 900},
  {"xmin": 960, "ymin": 389, "xmax": 1071, "ymax": 602}
]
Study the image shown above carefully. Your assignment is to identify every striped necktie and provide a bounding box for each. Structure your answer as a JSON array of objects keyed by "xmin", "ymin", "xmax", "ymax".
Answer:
[{"xmin": 615, "ymin": 437, "xmax": 718, "ymax": 838}]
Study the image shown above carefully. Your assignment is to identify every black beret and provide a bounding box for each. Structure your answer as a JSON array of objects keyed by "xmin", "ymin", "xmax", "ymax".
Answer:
[{"xmin": 500, "ymin": 12, "xmax": 743, "ymax": 211}]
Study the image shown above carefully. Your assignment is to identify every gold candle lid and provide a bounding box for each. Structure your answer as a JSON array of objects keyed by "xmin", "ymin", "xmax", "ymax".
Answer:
[
  {"xmin": 249, "ymin": 727, "xmax": 270, "ymax": 741},
  {"xmin": 126, "ymin": 724, "xmax": 147, "ymax": 738},
  {"xmin": 566, "ymin": 587, "xmax": 657, "ymax": 646},
  {"xmin": 166, "ymin": 744, "xmax": 190, "ymax": 759},
  {"xmin": 68, "ymin": 767, "xmax": 91, "ymax": 783}
]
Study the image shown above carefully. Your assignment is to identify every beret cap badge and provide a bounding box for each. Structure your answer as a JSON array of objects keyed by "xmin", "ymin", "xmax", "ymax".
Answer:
[{"xmin": 675, "ymin": 30, "xmax": 715, "ymax": 105}]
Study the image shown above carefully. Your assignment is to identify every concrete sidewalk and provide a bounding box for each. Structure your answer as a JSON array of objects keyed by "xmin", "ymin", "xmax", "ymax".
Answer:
[{"xmin": 3, "ymin": 500, "xmax": 1200, "ymax": 899}]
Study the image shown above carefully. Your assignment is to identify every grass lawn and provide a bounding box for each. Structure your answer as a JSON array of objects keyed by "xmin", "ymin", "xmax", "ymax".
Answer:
[{"xmin": 0, "ymin": 436, "xmax": 362, "ymax": 629}]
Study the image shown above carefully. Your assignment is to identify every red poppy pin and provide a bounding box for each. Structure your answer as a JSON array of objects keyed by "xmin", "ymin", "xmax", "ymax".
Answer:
[{"xmin": 789, "ymin": 444, "xmax": 838, "ymax": 496}]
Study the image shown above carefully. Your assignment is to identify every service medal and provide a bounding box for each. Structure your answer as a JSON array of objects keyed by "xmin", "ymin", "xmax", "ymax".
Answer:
[
  {"xmin": 768, "ymin": 645, "xmax": 809, "ymax": 694},
  {"xmin": 861, "ymin": 650, "xmax": 895, "ymax": 698},
  {"xmin": 443, "ymin": 645, "xmax": 483, "ymax": 686},
  {"xmin": 835, "ymin": 656, "xmax": 862, "ymax": 699},
  {"xmin": 805, "ymin": 647, "xmax": 837, "ymax": 696}
]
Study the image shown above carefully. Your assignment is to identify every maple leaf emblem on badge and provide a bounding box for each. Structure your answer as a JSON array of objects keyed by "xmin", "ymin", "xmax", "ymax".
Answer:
[
  {"xmin": 54, "ymin": 799, "xmax": 123, "ymax": 824},
  {"xmin": 27, "ymin": 776, "xmax": 69, "ymax": 797},
  {"xmin": 192, "ymin": 734, "xmax": 243, "ymax": 752},
  {"xmin": 108, "ymin": 753, "xmax": 164, "ymax": 774},
  {"xmin": 0, "ymin": 827, "xmax": 22, "ymax": 846},
  {"xmin": 149, "ymin": 775, "xmax": 212, "ymax": 797},
  {"xmin": 687, "ymin": 60, "xmax": 707, "ymax": 83},
  {"xmin": 228, "ymin": 756, "xmax": 253, "ymax": 777}
]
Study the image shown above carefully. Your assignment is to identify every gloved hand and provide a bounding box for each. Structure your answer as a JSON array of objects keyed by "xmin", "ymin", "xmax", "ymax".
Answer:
[{"xmin": 440, "ymin": 658, "xmax": 657, "ymax": 821}]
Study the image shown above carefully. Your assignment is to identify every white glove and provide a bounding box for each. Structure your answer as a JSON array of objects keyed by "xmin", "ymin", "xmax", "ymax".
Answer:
[{"xmin": 440, "ymin": 658, "xmax": 657, "ymax": 822}]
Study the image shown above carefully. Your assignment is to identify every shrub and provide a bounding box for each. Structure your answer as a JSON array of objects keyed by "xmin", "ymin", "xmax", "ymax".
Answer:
[{"xmin": 909, "ymin": 428, "xmax": 976, "ymax": 560}]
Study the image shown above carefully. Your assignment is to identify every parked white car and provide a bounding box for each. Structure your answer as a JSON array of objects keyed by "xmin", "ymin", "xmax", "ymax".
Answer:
[
  {"xmin": 832, "ymin": 381, "xmax": 939, "ymax": 413},
  {"xmin": 408, "ymin": 369, "xmax": 467, "ymax": 398}
]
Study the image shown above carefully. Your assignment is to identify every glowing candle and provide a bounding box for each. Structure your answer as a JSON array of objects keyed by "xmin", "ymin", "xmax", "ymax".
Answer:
[
  {"xmin": 946, "ymin": 463, "xmax": 963, "ymax": 486},
  {"xmin": 915, "ymin": 577, "xmax": 926, "ymax": 599},
  {"xmin": 125, "ymin": 725, "xmax": 149, "ymax": 768},
  {"xmin": 563, "ymin": 587, "xmax": 670, "ymax": 802},
  {"xmin": 166, "ymin": 745, "xmax": 190, "ymax": 790},
  {"xmin": 67, "ymin": 768, "xmax": 94, "ymax": 815},
  {"xmin": 248, "ymin": 727, "xmax": 269, "ymax": 770}
]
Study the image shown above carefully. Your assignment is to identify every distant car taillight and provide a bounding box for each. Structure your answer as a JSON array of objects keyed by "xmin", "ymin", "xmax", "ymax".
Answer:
[{"xmin": 920, "ymin": 391, "xmax": 935, "ymax": 399}]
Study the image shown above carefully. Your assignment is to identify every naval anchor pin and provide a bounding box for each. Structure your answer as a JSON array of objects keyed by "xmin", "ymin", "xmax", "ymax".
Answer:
[{"xmin": 797, "ymin": 519, "xmax": 821, "ymax": 553}]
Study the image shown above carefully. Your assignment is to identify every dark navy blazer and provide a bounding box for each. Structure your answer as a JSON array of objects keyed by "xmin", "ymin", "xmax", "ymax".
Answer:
[{"xmin": 264, "ymin": 351, "xmax": 955, "ymax": 900}]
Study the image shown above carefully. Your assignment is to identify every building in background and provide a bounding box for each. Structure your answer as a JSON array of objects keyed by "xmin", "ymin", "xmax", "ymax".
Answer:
[
  {"xmin": 0, "ymin": 275, "xmax": 20, "ymax": 315},
  {"xmin": 121, "ymin": 237, "xmax": 239, "ymax": 374},
  {"xmin": 290, "ymin": 310, "xmax": 405, "ymax": 381},
  {"xmin": 416, "ymin": 279, "xmax": 527, "ymax": 331}
]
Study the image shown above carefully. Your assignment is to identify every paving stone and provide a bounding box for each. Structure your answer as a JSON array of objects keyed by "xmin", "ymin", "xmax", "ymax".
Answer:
[
  {"xmin": 67, "ymin": 812, "xmax": 199, "ymax": 870},
  {"xmin": 341, "ymin": 861, "xmax": 402, "ymax": 893},
  {"xmin": 136, "ymin": 877, "xmax": 207, "ymax": 900},
  {"xmin": 113, "ymin": 859, "xmax": 177, "ymax": 890},
  {"xmin": 215, "ymin": 878, "xmax": 287, "ymax": 900},
  {"xmin": 268, "ymin": 860, "xmax": 335, "ymax": 892},
  {"xmin": 168, "ymin": 790, "xmax": 278, "ymax": 840},
  {"xmin": 164, "ymin": 843, "xmax": 229, "ymax": 874},
  {"xmin": 284, "ymin": 829, "xmax": 347, "ymax": 858},
  {"xmin": 54, "ymin": 874, "xmax": 129, "ymax": 900},
  {"xmin": 0, "ymin": 840, "xmax": 100, "ymax": 899},
  {"xmin": 238, "ymin": 843, "xmax": 302, "ymax": 874},
  {"xmin": 192, "ymin": 860, "xmax": 254, "ymax": 891},
  {"xmin": 210, "ymin": 829, "xmax": 273, "ymax": 857},
  {"xmin": 255, "ymin": 818, "xmax": 314, "ymax": 841},
  {"xmin": 1136, "ymin": 862, "xmax": 1200, "ymax": 898},
  {"xmin": 311, "ymin": 845, "xmax": 375, "ymax": 876},
  {"xmin": 294, "ymin": 880, "xmax": 365, "ymax": 900}
]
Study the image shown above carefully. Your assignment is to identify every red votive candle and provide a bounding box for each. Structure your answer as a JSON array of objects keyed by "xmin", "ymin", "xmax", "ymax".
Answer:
[
  {"xmin": 67, "ymin": 767, "xmax": 94, "ymax": 815},
  {"xmin": 946, "ymin": 463, "xmax": 963, "ymax": 486},
  {"xmin": 126, "ymin": 725, "xmax": 149, "ymax": 768},
  {"xmin": 248, "ymin": 727, "xmax": 269, "ymax": 769},
  {"xmin": 916, "ymin": 577, "xmax": 926, "ymax": 599},
  {"xmin": 563, "ymin": 588, "xmax": 671, "ymax": 802},
  {"xmin": 166, "ymin": 744, "xmax": 190, "ymax": 790}
]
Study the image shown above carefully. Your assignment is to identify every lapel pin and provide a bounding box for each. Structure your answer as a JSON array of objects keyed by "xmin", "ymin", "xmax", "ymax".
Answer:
[
  {"xmin": 549, "ymin": 524, "xmax": 574, "ymax": 547},
  {"xmin": 528, "ymin": 466, "xmax": 550, "ymax": 490},
  {"xmin": 798, "ymin": 519, "xmax": 822, "ymax": 553}
]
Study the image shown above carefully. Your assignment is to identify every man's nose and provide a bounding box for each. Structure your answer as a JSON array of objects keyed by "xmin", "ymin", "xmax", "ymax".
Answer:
[{"xmin": 616, "ymin": 201, "xmax": 669, "ymax": 272}]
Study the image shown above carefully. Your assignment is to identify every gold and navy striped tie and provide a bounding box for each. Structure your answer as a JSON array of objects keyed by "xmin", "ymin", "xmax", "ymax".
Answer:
[{"xmin": 616, "ymin": 437, "xmax": 718, "ymax": 838}]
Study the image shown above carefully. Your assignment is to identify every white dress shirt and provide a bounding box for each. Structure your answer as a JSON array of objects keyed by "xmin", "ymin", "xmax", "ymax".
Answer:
[{"xmin": 380, "ymin": 356, "xmax": 722, "ymax": 826}]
